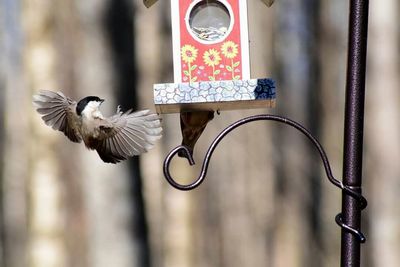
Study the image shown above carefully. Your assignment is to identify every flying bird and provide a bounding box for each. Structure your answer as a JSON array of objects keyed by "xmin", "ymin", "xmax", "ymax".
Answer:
[
  {"xmin": 33, "ymin": 90, "xmax": 162, "ymax": 164},
  {"xmin": 179, "ymin": 110, "xmax": 214, "ymax": 157}
]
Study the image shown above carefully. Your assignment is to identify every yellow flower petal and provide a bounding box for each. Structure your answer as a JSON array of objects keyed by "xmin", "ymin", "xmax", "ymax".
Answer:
[
  {"xmin": 203, "ymin": 49, "xmax": 221, "ymax": 67},
  {"xmin": 221, "ymin": 41, "xmax": 239, "ymax": 59},
  {"xmin": 181, "ymin": 45, "xmax": 198, "ymax": 64}
]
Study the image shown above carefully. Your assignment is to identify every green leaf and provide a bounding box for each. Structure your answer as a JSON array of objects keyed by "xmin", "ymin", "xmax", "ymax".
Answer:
[
  {"xmin": 233, "ymin": 75, "xmax": 241, "ymax": 80},
  {"xmin": 191, "ymin": 76, "xmax": 198, "ymax": 82},
  {"xmin": 226, "ymin": 65, "xmax": 232, "ymax": 71},
  {"xmin": 233, "ymin": 61, "xmax": 240, "ymax": 67},
  {"xmin": 208, "ymin": 76, "xmax": 215, "ymax": 81},
  {"xmin": 191, "ymin": 64, "xmax": 198, "ymax": 71},
  {"xmin": 214, "ymin": 69, "xmax": 221, "ymax": 75},
  {"xmin": 183, "ymin": 70, "xmax": 189, "ymax": 76}
]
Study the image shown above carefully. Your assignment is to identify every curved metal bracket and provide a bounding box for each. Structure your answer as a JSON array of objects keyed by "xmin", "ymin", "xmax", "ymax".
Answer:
[{"xmin": 163, "ymin": 114, "xmax": 367, "ymax": 242}]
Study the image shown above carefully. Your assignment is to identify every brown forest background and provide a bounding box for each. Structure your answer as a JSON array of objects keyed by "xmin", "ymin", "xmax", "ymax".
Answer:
[{"xmin": 0, "ymin": 0, "xmax": 399, "ymax": 267}]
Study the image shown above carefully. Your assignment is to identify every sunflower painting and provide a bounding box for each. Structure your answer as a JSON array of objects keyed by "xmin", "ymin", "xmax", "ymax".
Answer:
[
  {"xmin": 221, "ymin": 41, "xmax": 241, "ymax": 80},
  {"xmin": 180, "ymin": 40, "xmax": 243, "ymax": 82},
  {"xmin": 181, "ymin": 44, "xmax": 198, "ymax": 82},
  {"xmin": 203, "ymin": 49, "xmax": 221, "ymax": 81}
]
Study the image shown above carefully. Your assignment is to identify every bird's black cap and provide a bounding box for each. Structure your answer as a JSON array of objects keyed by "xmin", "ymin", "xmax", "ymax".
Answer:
[{"xmin": 76, "ymin": 96, "xmax": 104, "ymax": 116}]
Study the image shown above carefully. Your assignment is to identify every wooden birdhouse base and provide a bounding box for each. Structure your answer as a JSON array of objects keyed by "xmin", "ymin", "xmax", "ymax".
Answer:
[{"xmin": 153, "ymin": 78, "xmax": 276, "ymax": 114}]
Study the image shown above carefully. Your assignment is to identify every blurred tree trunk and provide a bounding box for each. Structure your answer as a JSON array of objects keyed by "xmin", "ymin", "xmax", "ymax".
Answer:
[
  {"xmin": 24, "ymin": 0, "xmax": 81, "ymax": 266},
  {"xmin": 1, "ymin": 0, "xmax": 29, "ymax": 266},
  {"xmin": 366, "ymin": 0, "xmax": 400, "ymax": 266},
  {"xmin": 0, "ymin": 4, "xmax": 7, "ymax": 266},
  {"xmin": 66, "ymin": 0, "xmax": 145, "ymax": 266},
  {"xmin": 104, "ymin": 0, "xmax": 151, "ymax": 266},
  {"xmin": 319, "ymin": 1, "xmax": 348, "ymax": 266},
  {"xmin": 272, "ymin": 0, "xmax": 324, "ymax": 266}
]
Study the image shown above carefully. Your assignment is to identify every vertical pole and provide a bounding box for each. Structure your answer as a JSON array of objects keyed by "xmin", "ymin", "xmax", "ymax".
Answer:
[{"xmin": 341, "ymin": 0, "xmax": 369, "ymax": 266}]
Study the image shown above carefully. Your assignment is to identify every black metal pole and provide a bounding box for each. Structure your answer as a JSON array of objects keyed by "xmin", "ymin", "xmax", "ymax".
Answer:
[{"xmin": 341, "ymin": 0, "xmax": 369, "ymax": 266}]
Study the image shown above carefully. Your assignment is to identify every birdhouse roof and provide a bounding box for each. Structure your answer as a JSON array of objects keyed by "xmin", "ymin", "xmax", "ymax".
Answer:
[{"xmin": 143, "ymin": 0, "xmax": 275, "ymax": 8}]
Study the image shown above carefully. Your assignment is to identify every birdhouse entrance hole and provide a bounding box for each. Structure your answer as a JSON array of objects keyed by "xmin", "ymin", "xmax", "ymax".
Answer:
[{"xmin": 187, "ymin": 0, "xmax": 233, "ymax": 44}]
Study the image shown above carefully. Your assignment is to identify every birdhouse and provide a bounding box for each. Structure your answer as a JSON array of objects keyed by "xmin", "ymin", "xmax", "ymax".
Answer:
[
  {"xmin": 147, "ymin": 0, "xmax": 276, "ymax": 114},
  {"xmin": 172, "ymin": 0, "xmax": 250, "ymax": 82}
]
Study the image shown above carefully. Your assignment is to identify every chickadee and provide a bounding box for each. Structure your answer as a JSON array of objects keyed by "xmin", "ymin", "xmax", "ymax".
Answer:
[
  {"xmin": 179, "ymin": 110, "xmax": 214, "ymax": 157},
  {"xmin": 33, "ymin": 90, "xmax": 162, "ymax": 164}
]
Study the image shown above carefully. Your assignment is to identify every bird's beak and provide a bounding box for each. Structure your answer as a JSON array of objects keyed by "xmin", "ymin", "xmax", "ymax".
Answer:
[{"xmin": 100, "ymin": 99, "xmax": 105, "ymax": 103}]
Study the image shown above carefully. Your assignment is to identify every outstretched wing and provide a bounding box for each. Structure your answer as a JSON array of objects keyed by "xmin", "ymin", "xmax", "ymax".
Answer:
[
  {"xmin": 33, "ymin": 90, "xmax": 82, "ymax": 143},
  {"xmin": 95, "ymin": 109, "xmax": 162, "ymax": 164}
]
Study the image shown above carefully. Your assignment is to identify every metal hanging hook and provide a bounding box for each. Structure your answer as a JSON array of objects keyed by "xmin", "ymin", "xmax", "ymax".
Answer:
[
  {"xmin": 165, "ymin": 114, "xmax": 351, "ymax": 195},
  {"xmin": 163, "ymin": 114, "xmax": 367, "ymax": 242}
]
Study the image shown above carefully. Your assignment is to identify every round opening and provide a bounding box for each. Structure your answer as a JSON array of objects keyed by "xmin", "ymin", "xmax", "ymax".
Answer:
[{"xmin": 187, "ymin": 0, "xmax": 233, "ymax": 44}]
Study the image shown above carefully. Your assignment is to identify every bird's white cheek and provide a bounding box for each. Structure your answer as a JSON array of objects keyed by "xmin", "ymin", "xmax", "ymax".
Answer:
[
  {"xmin": 92, "ymin": 110, "xmax": 104, "ymax": 119},
  {"xmin": 81, "ymin": 105, "xmax": 103, "ymax": 120},
  {"xmin": 81, "ymin": 108, "xmax": 94, "ymax": 119}
]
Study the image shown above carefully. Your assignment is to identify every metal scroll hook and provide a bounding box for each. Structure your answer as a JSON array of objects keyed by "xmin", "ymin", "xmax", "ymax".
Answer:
[
  {"xmin": 163, "ymin": 114, "xmax": 365, "ymax": 208},
  {"xmin": 163, "ymin": 145, "xmax": 201, "ymax": 191},
  {"xmin": 163, "ymin": 114, "xmax": 336, "ymax": 191}
]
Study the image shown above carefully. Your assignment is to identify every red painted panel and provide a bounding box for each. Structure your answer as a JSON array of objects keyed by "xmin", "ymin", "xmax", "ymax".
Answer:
[{"xmin": 178, "ymin": 0, "xmax": 244, "ymax": 82}]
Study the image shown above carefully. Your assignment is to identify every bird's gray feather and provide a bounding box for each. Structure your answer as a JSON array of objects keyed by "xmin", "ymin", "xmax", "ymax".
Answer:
[
  {"xmin": 95, "ymin": 109, "xmax": 162, "ymax": 163},
  {"xmin": 33, "ymin": 90, "xmax": 82, "ymax": 143}
]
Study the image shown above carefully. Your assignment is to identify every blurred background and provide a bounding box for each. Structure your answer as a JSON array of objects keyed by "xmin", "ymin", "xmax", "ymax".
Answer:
[{"xmin": 0, "ymin": 0, "xmax": 399, "ymax": 266}]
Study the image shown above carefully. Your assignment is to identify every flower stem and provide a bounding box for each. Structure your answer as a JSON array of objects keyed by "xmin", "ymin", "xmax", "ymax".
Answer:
[
  {"xmin": 231, "ymin": 58, "xmax": 234, "ymax": 79},
  {"xmin": 212, "ymin": 65, "xmax": 215, "ymax": 80},
  {"xmin": 188, "ymin": 62, "xmax": 192, "ymax": 83}
]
